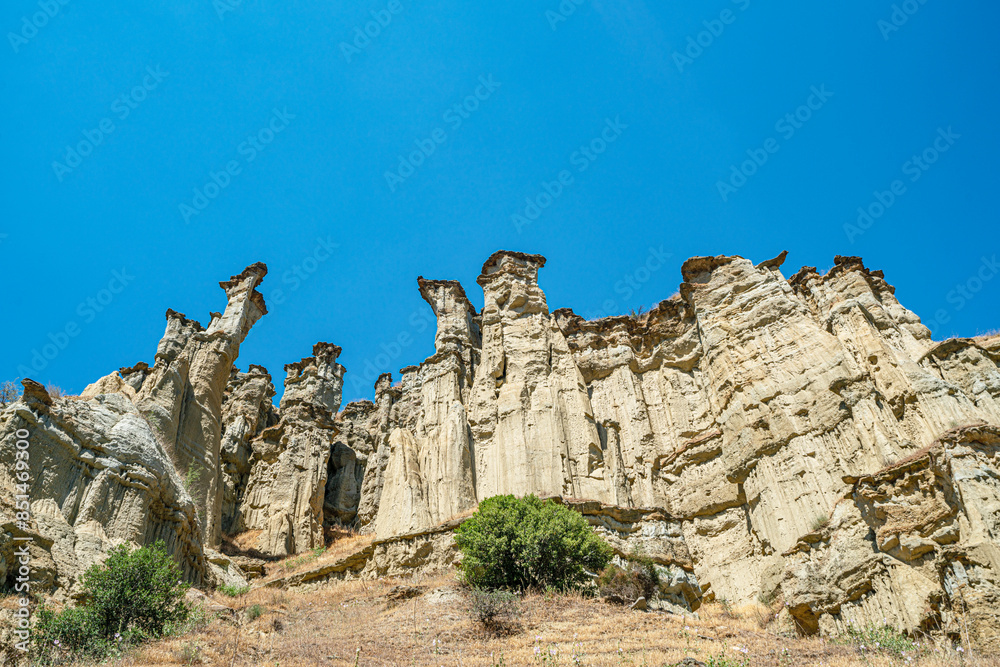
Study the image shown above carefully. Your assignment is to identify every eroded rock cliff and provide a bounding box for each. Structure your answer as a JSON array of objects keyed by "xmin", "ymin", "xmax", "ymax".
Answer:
[
  {"xmin": 134, "ymin": 263, "xmax": 268, "ymax": 547},
  {"xmin": 0, "ymin": 379, "xmax": 209, "ymax": 598},
  {"xmin": 0, "ymin": 264, "xmax": 268, "ymax": 596},
  {"xmin": 345, "ymin": 251, "xmax": 1000, "ymax": 644},
  {"xmin": 4, "ymin": 250, "xmax": 999, "ymax": 646},
  {"xmin": 236, "ymin": 344, "xmax": 343, "ymax": 556}
]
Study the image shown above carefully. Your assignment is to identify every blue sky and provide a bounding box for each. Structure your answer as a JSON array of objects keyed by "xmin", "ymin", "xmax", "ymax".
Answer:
[{"xmin": 2, "ymin": 1, "xmax": 998, "ymax": 403}]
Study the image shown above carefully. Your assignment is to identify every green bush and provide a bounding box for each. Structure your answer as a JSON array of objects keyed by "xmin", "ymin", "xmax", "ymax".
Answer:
[
  {"xmin": 246, "ymin": 604, "xmax": 265, "ymax": 621},
  {"xmin": 33, "ymin": 541, "xmax": 190, "ymax": 663},
  {"xmin": 837, "ymin": 622, "xmax": 920, "ymax": 657},
  {"xmin": 455, "ymin": 495, "xmax": 613, "ymax": 591},
  {"xmin": 597, "ymin": 551, "xmax": 660, "ymax": 604},
  {"xmin": 83, "ymin": 540, "xmax": 190, "ymax": 638},
  {"xmin": 33, "ymin": 605, "xmax": 106, "ymax": 661},
  {"xmin": 217, "ymin": 583, "xmax": 251, "ymax": 597}
]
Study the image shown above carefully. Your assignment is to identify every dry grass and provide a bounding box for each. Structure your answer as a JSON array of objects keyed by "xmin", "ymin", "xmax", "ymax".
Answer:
[
  {"xmin": 222, "ymin": 530, "xmax": 266, "ymax": 556},
  {"xmin": 77, "ymin": 573, "xmax": 999, "ymax": 667},
  {"xmin": 45, "ymin": 383, "xmax": 69, "ymax": 398},
  {"xmin": 255, "ymin": 533, "xmax": 374, "ymax": 585}
]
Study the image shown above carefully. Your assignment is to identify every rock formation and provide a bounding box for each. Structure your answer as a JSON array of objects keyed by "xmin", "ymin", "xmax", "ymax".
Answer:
[
  {"xmin": 3, "ymin": 250, "xmax": 999, "ymax": 647},
  {"xmin": 370, "ymin": 278, "xmax": 479, "ymax": 537},
  {"xmin": 469, "ymin": 252, "xmax": 609, "ymax": 502},
  {"xmin": 234, "ymin": 343, "xmax": 344, "ymax": 556},
  {"xmin": 0, "ymin": 380, "xmax": 209, "ymax": 598},
  {"xmin": 342, "ymin": 251, "xmax": 1000, "ymax": 645},
  {"xmin": 219, "ymin": 366, "xmax": 277, "ymax": 534},
  {"xmin": 134, "ymin": 263, "xmax": 268, "ymax": 547},
  {"xmin": 0, "ymin": 264, "xmax": 268, "ymax": 596}
]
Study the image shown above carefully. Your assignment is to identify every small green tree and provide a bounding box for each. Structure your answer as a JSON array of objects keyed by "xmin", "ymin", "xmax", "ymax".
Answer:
[
  {"xmin": 455, "ymin": 495, "xmax": 613, "ymax": 591},
  {"xmin": 34, "ymin": 541, "xmax": 190, "ymax": 663},
  {"xmin": 82, "ymin": 540, "xmax": 190, "ymax": 639}
]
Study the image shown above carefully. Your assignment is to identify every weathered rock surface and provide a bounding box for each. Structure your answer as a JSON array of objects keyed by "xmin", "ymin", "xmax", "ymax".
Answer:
[
  {"xmin": 219, "ymin": 365, "xmax": 277, "ymax": 535},
  {"xmin": 0, "ymin": 381, "xmax": 209, "ymax": 597},
  {"xmin": 343, "ymin": 251, "xmax": 1000, "ymax": 646},
  {"xmin": 470, "ymin": 252, "xmax": 608, "ymax": 503},
  {"xmin": 354, "ymin": 374, "xmax": 397, "ymax": 529},
  {"xmin": 237, "ymin": 344, "xmax": 343, "ymax": 556},
  {"xmin": 369, "ymin": 278, "xmax": 479, "ymax": 537},
  {"xmin": 784, "ymin": 424, "xmax": 1000, "ymax": 646},
  {"xmin": 134, "ymin": 263, "xmax": 268, "ymax": 547},
  {"xmin": 263, "ymin": 523, "xmax": 460, "ymax": 590},
  {"xmin": 5, "ymin": 250, "xmax": 1000, "ymax": 647},
  {"xmin": 0, "ymin": 264, "xmax": 267, "ymax": 597}
]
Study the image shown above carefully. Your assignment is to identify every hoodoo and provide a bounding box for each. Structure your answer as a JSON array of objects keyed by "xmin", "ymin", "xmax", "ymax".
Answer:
[{"xmin": 3, "ymin": 251, "xmax": 1000, "ymax": 649}]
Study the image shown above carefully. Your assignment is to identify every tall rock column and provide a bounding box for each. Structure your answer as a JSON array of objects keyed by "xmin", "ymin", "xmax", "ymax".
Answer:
[
  {"xmin": 219, "ymin": 366, "xmax": 277, "ymax": 534},
  {"xmin": 371, "ymin": 279, "xmax": 480, "ymax": 537},
  {"xmin": 239, "ymin": 343, "xmax": 344, "ymax": 555},
  {"xmin": 468, "ymin": 251, "xmax": 607, "ymax": 502},
  {"xmin": 135, "ymin": 263, "xmax": 268, "ymax": 547},
  {"xmin": 355, "ymin": 374, "xmax": 398, "ymax": 530}
]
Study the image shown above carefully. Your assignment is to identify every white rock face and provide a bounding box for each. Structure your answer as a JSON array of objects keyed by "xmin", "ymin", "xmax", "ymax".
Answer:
[
  {"xmin": 347, "ymin": 251, "xmax": 1000, "ymax": 646},
  {"xmin": 220, "ymin": 365, "xmax": 277, "ymax": 535},
  {"xmin": 281, "ymin": 343, "xmax": 345, "ymax": 413},
  {"xmin": 469, "ymin": 252, "xmax": 608, "ymax": 502},
  {"xmin": 0, "ymin": 381, "xmax": 208, "ymax": 596},
  {"xmin": 370, "ymin": 279, "xmax": 478, "ymax": 537},
  {"xmin": 237, "ymin": 343, "xmax": 344, "ymax": 556},
  {"xmin": 135, "ymin": 263, "xmax": 268, "ymax": 547},
  {"xmin": 0, "ymin": 264, "xmax": 267, "ymax": 596},
  {"xmin": 4, "ymin": 251, "xmax": 999, "ymax": 646}
]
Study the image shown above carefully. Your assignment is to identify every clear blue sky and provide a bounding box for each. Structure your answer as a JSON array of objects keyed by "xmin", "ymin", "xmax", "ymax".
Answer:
[{"xmin": 3, "ymin": 1, "xmax": 998, "ymax": 403}]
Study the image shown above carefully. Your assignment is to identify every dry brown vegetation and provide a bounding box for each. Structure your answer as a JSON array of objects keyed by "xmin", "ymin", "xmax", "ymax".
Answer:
[
  {"xmin": 72, "ymin": 571, "xmax": 998, "ymax": 667},
  {"xmin": 220, "ymin": 527, "xmax": 374, "ymax": 579},
  {"xmin": 254, "ymin": 533, "xmax": 375, "ymax": 586},
  {"xmin": 44, "ymin": 383, "xmax": 68, "ymax": 399},
  {"xmin": 0, "ymin": 380, "xmax": 20, "ymax": 405}
]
